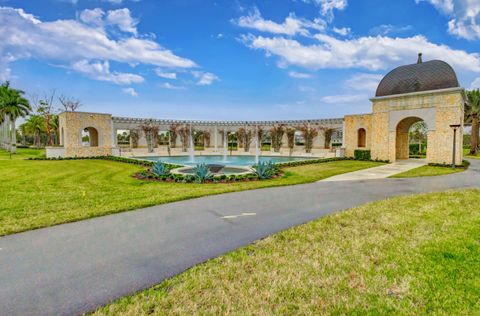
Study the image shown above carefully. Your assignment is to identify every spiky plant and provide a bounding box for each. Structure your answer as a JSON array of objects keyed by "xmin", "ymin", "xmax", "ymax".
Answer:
[
  {"xmin": 254, "ymin": 160, "xmax": 276, "ymax": 179},
  {"xmin": 193, "ymin": 163, "xmax": 213, "ymax": 183},
  {"xmin": 153, "ymin": 161, "xmax": 169, "ymax": 176}
]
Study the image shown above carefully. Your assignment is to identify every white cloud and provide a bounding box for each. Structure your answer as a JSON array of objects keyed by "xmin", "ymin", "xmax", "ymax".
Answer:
[
  {"xmin": 236, "ymin": 7, "xmax": 326, "ymax": 36},
  {"xmin": 122, "ymin": 87, "xmax": 138, "ymax": 96},
  {"xmin": 303, "ymin": 0, "xmax": 348, "ymax": 21},
  {"xmin": 155, "ymin": 69, "xmax": 177, "ymax": 79},
  {"xmin": 79, "ymin": 8, "xmax": 104, "ymax": 26},
  {"xmin": 159, "ymin": 82, "xmax": 185, "ymax": 90},
  {"xmin": 418, "ymin": 0, "xmax": 480, "ymax": 40},
  {"xmin": 321, "ymin": 94, "xmax": 365, "ymax": 103},
  {"xmin": 416, "ymin": 0, "xmax": 454, "ymax": 14},
  {"xmin": 106, "ymin": 8, "xmax": 137, "ymax": 35},
  {"xmin": 332, "ymin": 26, "xmax": 350, "ymax": 36},
  {"xmin": 71, "ymin": 59, "xmax": 144, "ymax": 84},
  {"xmin": 0, "ymin": 6, "xmax": 197, "ymax": 84},
  {"xmin": 471, "ymin": 77, "xmax": 480, "ymax": 89},
  {"xmin": 288, "ymin": 71, "xmax": 313, "ymax": 78},
  {"xmin": 192, "ymin": 71, "xmax": 219, "ymax": 86},
  {"xmin": 241, "ymin": 33, "xmax": 480, "ymax": 72},
  {"xmin": 103, "ymin": 0, "xmax": 124, "ymax": 4},
  {"xmin": 345, "ymin": 73, "xmax": 384, "ymax": 92},
  {"xmin": 369, "ymin": 24, "xmax": 412, "ymax": 36}
]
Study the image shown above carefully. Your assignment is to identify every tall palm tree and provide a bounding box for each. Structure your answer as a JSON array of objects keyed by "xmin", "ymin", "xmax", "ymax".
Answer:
[
  {"xmin": 0, "ymin": 82, "xmax": 32, "ymax": 153},
  {"xmin": 466, "ymin": 89, "xmax": 480, "ymax": 155}
]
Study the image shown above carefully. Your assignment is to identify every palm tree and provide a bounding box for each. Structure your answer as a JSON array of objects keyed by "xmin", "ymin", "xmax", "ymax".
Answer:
[
  {"xmin": 0, "ymin": 82, "xmax": 32, "ymax": 153},
  {"xmin": 466, "ymin": 89, "xmax": 480, "ymax": 155},
  {"xmin": 50, "ymin": 114, "xmax": 59, "ymax": 145},
  {"xmin": 22, "ymin": 115, "xmax": 45, "ymax": 148}
]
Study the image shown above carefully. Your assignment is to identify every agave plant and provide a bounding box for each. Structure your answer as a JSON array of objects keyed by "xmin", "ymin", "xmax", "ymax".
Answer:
[
  {"xmin": 193, "ymin": 163, "xmax": 213, "ymax": 183},
  {"xmin": 153, "ymin": 161, "xmax": 169, "ymax": 176},
  {"xmin": 254, "ymin": 160, "xmax": 277, "ymax": 179}
]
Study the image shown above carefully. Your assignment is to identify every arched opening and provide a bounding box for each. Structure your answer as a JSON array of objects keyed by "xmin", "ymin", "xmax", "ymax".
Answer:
[
  {"xmin": 395, "ymin": 117, "xmax": 427, "ymax": 160},
  {"xmin": 357, "ymin": 128, "xmax": 366, "ymax": 148},
  {"xmin": 116, "ymin": 129, "xmax": 131, "ymax": 148},
  {"xmin": 81, "ymin": 127, "xmax": 99, "ymax": 147}
]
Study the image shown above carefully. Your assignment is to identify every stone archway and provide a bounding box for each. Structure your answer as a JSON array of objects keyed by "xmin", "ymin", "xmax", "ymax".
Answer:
[
  {"xmin": 81, "ymin": 127, "xmax": 99, "ymax": 147},
  {"xmin": 395, "ymin": 117, "xmax": 425, "ymax": 160}
]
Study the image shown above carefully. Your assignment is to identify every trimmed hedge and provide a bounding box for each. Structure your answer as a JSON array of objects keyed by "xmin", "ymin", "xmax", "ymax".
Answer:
[
  {"xmin": 428, "ymin": 160, "xmax": 470, "ymax": 169},
  {"xmin": 27, "ymin": 155, "xmax": 181, "ymax": 169},
  {"xmin": 354, "ymin": 149, "xmax": 371, "ymax": 161}
]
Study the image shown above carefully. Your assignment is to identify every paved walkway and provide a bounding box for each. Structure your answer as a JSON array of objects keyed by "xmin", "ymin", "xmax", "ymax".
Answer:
[
  {"xmin": 0, "ymin": 160, "xmax": 479, "ymax": 316},
  {"xmin": 321, "ymin": 159, "xmax": 426, "ymax": 181}
]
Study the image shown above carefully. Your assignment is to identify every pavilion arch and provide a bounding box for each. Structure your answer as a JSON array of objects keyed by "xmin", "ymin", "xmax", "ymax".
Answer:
[
  {"xmin": 395, "ymin": 116, "xmax": 427, "ymax": 160},
  {"xmin": 81, "ymin": 127, "xmax": 99, "ymax": 147}
]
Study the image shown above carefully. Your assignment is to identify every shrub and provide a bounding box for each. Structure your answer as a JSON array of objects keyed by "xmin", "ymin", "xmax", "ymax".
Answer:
[
  {"xmin": 153, "ymin": 161, "xmax": 169, "ymax": 176},
  {"xmin": 254, "ymin": 160, "xmax": 277, "ymax": 179},
  {"xmin": 354, "ymin": 149, "xmax": 371, "ymax": 161},
  {"xmin": 193, "ymin": 163, "xmax": 213, "ymax": 183}
]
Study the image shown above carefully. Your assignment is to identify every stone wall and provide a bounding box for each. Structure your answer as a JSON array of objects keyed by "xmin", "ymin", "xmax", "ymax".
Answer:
[
  {"xmin": 343, "ymin": 114, "xmax": 372, "ymax": 157},
  {"xmin": 57, "ymin": 111, "xmax": 115, "ymax": 157}
]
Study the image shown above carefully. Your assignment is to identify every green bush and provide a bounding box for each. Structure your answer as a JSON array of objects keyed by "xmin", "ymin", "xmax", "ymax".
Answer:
[{"xmin": 354, "ymin": 150, "xmax": 371, "ymax": 161}]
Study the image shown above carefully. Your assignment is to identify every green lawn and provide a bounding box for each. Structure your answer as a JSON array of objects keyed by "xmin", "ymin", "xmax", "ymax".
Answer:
[
  {"xmin": 0, "ymin": 147, "xmax": 46, "ymax": 160},
  {"xmin": 94, "ymin": 189, "xmax": 480, "ymax": 315},
  {"xmin": 464, "ymin": 148, "xmax": 480, "ymax": 160},
  {"xmin": 391, "ymin": 165, "xmax": 465, "ymax": 178},
  {"xmin": 0, "ymin": 148, "xmax": 382, "ymax": 236}
]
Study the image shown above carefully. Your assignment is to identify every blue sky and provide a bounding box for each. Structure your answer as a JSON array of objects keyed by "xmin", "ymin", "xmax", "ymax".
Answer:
[{"xmin": 1, "ymin": 0, "xmax": 480, "ymax": 120}]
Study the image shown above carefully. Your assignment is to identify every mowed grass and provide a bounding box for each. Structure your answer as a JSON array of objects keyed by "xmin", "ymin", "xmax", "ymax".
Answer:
[
  {"xmin": 0, "ymin": 149, "xmax": 382, "ymax": 236},
  {"xmin": 391, "ymin": 165, "xmax": 465, "ymax": 178},
  {"xmin": 464, "ymin": 148, "xmax": 480, "ymax": 160},
  {"xmin": 94, "ymin": 189, "xmax": 480, "ymax": 315}
]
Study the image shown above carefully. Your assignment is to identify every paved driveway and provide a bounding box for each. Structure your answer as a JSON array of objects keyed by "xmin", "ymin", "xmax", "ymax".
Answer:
[{"xmin": 1, "ymin": 160, "xmax": 479, "ymax": 316}]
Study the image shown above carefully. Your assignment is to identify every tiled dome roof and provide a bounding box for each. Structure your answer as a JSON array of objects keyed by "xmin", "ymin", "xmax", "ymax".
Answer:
[{"xmin": 375, "ymin": 55, "xmax": 459, "ymax": 97}]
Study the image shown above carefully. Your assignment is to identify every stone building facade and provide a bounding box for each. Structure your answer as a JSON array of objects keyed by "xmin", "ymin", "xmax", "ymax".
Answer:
[
  {"xmin": 51, "ymin": 111, "xmax": 117, "ymax": 157},
  {"xmin": 344, "ymin": 57, "xmax": 465, "ymax": 165}
]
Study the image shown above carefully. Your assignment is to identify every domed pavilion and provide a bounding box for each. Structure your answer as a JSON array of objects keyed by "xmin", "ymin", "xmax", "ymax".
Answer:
[{"xmin": 343, "ymin": 54, "xmax": 465, "ymax": 165}]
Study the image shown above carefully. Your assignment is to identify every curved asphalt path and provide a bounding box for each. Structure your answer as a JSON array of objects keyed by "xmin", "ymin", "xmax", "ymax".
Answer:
[{"xmin": 1, "ymin": 160, "xmax": 480, "ymax": 315}]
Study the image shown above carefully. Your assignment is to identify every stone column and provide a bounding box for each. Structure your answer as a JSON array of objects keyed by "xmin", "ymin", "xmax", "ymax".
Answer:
[{"xmin": 214, "ymin": 125, "xmax": 218, "ymax": 152}]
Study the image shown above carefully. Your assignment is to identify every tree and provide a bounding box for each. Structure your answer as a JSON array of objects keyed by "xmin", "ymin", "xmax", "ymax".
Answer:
[
  {"xmin": 178, "ymin": 126, "xmax": 190, "ymax": 152},
  {"xmin": 299, "ymin": 124, "xmax": 318, "ymax": 153},
  {"xmin": 0, "ymin": 82, "xmax": 32, "ymax": 153},
  {"xmin": 59, "ymin": 95, "xmax": 82, "ymax": 112},
  {"xmin": 409, "ymin": 121, "xmax": 428, "ymax": 154},
  {"xmin": 31, "ymin": 90, "xmax": 57, "ymax": 146},
  {"xmin": 466, "ymin": 89, "xmax": 480, "ymax": 154},
  {"xmin": 130, "ymin": 130, "xmax": 139, "ymax": 148},
  {"xmin": 140, "ymin": 121, "xmax": 159, "ymax": 153},
  {"xmin": 270, "ymin": 124, "xmax": 285, "ymax": 152},
  {"xmin": 168, "ymin": 124, "xmax": 179, "ymax": 148},
  {"xmin": 320, "ymin": 127, "xmax": 335, "ymax": 149},
  {"xmin": 286, "ymin": 127, "xmax": 296, "ymax": 156},
  {"xmin": 22, "ymin": 115, "xmax": 45, "ymax": 148}
]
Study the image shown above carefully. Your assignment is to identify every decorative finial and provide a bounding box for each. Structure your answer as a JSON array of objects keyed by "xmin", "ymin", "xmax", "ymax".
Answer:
[{"xmin": 417, "ymin": 53, "xmax": 423, "ymax": 64}]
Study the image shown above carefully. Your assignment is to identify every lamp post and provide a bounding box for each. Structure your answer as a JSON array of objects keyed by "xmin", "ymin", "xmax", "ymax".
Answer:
[{"xmin": 450, "ymin": 124, "xmax": 461, "ymax": 169}]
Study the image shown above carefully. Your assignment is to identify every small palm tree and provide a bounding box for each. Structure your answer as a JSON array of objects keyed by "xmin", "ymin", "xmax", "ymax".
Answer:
[
  {"xmin": 0, "ymin": 82, "xmax": 32, "ymax": 153},
  {"xmin": 466, "ymin": 89, "xmax": 480, "ymax": 155},
  {"xmin": 22, "ymin": 115, "xmax": 45, "ymax": 148}
]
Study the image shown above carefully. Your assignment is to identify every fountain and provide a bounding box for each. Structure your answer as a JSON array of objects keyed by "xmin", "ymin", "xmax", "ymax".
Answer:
[
  {"xmin": 222, "ymin": 130, "xmax": 228, "ymax": 162},
  {"xmin": 188, "ymin": 124, "xmax": 195, "ymax": 163},
  {"xmin": 255, "ymin": 126, "xmax": 260, "ymax": 165}
]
